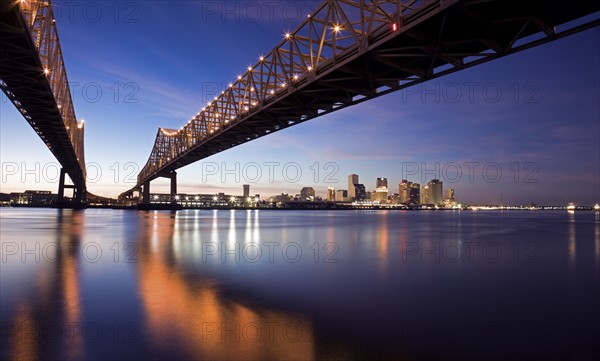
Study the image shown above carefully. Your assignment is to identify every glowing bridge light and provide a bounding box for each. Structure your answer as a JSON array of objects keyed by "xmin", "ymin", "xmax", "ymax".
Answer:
[
  {"xmin": 293, "ymin": 74, "xmax": 299, "ymax": 80},
  {"xmin": 392, "ymin": 22, "xmax": 398, "ymax": 31},
  {"xmin": 307, "ymin": 66, "xmax": 313, "ymax": 71},
  {"xmin": 285, "ymin": 32, "xmax": 291, "ymax": 39},
  {"xmin": 250, "ymin": 87, "xmax": 255, "ymax": 91},
  {"xmin": 43, "ymin": 68, "xmax": 50, "ymax": 75},
  {"xmin": 237, "ymin": 75, "xmax": 242, "ymax": 80},
  {"xmin": 333, "ymin": 24, "xmax": 341, "ymax": 33},
  {"xmin": 228, "ymin": 83, "xmax": 233, "ymax": 88},
  {"xmin": 247, "ymin": 66, "xmax": 252, "ymax": 71},
  {"xmin": 259, "ymin": 56, "xmax": 264, "ymax": 61}
]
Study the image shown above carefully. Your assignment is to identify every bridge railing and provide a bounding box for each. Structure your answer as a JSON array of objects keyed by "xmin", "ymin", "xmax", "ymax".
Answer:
[
  {"xmin": 138, "ymin": 0, "xmax": 441, "ymax": 184},
  {"xmin": 18, "ymin": 0, "xmax": 85, "ymax": 176}
]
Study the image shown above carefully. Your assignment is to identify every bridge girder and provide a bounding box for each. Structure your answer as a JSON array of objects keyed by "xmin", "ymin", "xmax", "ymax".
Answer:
[{"xmin": 0, "ymin": 0, "xmax": 86, "ymax": 203}]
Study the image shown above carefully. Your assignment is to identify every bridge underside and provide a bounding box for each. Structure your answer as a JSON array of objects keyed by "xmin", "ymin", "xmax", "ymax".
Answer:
[
  {"xmin": 128, "ymin": 0, "xmax": 599, "ymax": 198},
  {"xmin": 0, "ymin": 1, "xmax": 86, "ymax": 203}
]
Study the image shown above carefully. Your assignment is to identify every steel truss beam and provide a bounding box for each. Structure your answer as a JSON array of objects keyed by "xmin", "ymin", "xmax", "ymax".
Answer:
[{"xmin": 0, "ymin": 0, "xmax": 86, "ymax": 202}]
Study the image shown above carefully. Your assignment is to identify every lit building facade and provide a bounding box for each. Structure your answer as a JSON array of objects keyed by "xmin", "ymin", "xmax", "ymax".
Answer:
[
  {"xmin": 327, "ymin": 187, "xmax": 336, "ymax": 202},
  {"xmin": 300, "ymin": 187, "xmax": 316, "ymax": 201},
  {"xmin": 428, "ymin": 179, "xmax": 443, "ymax": 205},
  {"xmin": 348, "ymin": 174, "xmax": 359, "ymax": 199}
]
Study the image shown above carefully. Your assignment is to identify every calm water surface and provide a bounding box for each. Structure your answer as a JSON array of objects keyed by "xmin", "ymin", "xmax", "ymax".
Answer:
[{"xmin": 1, "ymin": 208, "xmax": 599, "ymax": 360}]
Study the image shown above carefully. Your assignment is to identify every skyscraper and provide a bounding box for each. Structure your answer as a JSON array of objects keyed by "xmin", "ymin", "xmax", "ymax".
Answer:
[
  {"xmin": 428, "ymin": 179, "xmax": 443, "ymax": 205},
  {"xmin": 445, "ymin": 188, "xmax": 455, "ymax": 201},
  {"xmin": 327, "ymin": 187, "xmax": 335, "ymax": 202},
  {"xmin": 399, "ymin": 180, "xmax": 410, "ymax": 203},
  {"xmin": 243, "ymin": 184, "xmax": 250, "ymax": 197},
  {"xmin": 420, "ymin": 185, "xmax": 430, "ymax": 204},
  {"xmin": 300, "ymin": 187, "xmax": 315, "ymax": 200},
  {"xmin": 410, "ymin": 182, "xmax": 421, "ymax": 204},
  {"xmin": 348, "ymin": 174, "xmax": 359, "ymax": 199},
  {"xmin": 375, "ymin": 177, "xmax": 389, "ymax": 203},
  {"xmin": 354, "ymin": 184, "xmax": 366, "ymax": 201}
]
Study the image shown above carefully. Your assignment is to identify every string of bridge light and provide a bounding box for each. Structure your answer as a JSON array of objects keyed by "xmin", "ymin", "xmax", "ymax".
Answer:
[
  {"xmin": 158, "ymin": 11, "xmax": 401, "ymax": 139},
  {"xmin": 160, "ymin": 23, "xmax": 348, "ymax": 139}
]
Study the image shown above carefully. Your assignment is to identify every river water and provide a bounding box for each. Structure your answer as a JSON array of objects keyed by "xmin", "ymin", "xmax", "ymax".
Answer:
[{"xmin": 1, "ymin": 208, "xmax": 599, "ymax": 360}]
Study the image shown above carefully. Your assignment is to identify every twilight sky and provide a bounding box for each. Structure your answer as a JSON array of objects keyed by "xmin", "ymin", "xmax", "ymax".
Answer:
[{"xmin": 0, "ymin": 1, "xmax": 599, "ymax": 205}]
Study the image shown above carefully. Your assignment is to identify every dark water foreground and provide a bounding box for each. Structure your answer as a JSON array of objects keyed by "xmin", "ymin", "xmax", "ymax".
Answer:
[{"xmin": 1, "ymin": 208, "xmax": 599, "ymax": 360}]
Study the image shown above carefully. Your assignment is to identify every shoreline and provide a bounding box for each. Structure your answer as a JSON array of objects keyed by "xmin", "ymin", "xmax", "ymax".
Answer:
[{"xmin": 2, "ymin": 204, "xmax": 598, "ymax": 211}]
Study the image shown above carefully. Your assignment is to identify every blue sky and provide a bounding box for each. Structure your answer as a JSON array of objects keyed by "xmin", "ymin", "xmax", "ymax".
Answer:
[{"xmin": 0, "ymin": 1, "xmax": 599, "ymax": 205}]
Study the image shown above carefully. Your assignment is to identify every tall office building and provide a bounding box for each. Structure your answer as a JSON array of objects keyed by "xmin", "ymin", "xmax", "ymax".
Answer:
[
  {"xmin": 348, "ymin": 174, "xmax": 359, "ymax": 199},
  {"xmin": 300, "ymin": 187, "xmax": 315, "ymax": 200},
  {"xmin": 374, "ymin": 177, "xmax": 389, "ymax": 203},
  {"xmin": 335, "ymin": 190, "xmax": 348, "ymax": 202},
  {"xmin": 243, "ymin": 184, "xmax": 250, "ymax": 197},
  {"xmin": 445, "ymin": 188, "xmax": 455, "ymax": 201},
  {"xmin": 399, "ymin": 180, "xmax": 411, "ymax": 203},
  {"xmin": 428, "ymin": 179, "xmax": 443, "ymax": 205},
  {"xmin": 327, "ymin": 187, "xmax": 335, "ymax": 201},
  {"xmin": 354, "ymin": 184, "xmax": 366, "ymax": 201},
  {"xmin": 420, "ymin": 185, "xmax": 430, "ymax": 204},
  {"xmin": 410, "ymin": 182, "xmax": 421, "ymax": 204}
]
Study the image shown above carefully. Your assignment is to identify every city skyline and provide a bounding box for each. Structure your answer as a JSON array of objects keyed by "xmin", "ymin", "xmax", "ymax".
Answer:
[{"xmin": 1, "ymin": 1, "xmax": 598, "ymax": 205}]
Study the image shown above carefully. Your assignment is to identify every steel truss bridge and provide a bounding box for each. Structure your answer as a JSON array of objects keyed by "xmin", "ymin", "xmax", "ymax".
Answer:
[
  {"xmin": 1, "ymin": 0, "xmax": 86, "ymax": 205},
  {"xmin": 123, "ymin": 0, "xmax": 599, "ymax": 203}
]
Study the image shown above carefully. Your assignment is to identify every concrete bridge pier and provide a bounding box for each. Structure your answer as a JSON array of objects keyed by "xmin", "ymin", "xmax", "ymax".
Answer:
[
  {"xmin": 138, "ymin": 171, "xmax": 178, "ymax": 209},
  {"xmin": 57, "ymin": 168, "xmax": 86, "ymax": 208},
  {"xmin": 169, "ymin": 171, "xmax": 177, "ymax": 205}
]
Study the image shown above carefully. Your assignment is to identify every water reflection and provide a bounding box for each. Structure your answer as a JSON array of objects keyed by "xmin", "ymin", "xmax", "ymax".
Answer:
[
  {"xmin": 135, "ymin": 211, "xmax": 315, "ymax": 360},
  {"xmin": 3, "ymin": 210, "xmax": 85, "ymax": 361},
  {"xmin": 595, "ymin": 212, "xmax": 600, "ymax": 266},
  {"xmin": 2, "ymin": 209, "xmax": 599, "ymax": 361},
  {"xmin": 376, "ymin": 212, "xmax": 389, "ymax": 272},
  {"xmin": 568, "ymin": 211, "xmax": 576, "ymax": 271}
]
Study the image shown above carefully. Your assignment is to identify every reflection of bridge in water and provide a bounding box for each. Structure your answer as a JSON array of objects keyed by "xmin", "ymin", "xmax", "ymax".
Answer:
[
  {"xmin": 121, "ymin": 0, "xmax": 600, "ymax": 204},
  {"xmin": 1, "ymin": 210, "xmax": 316, "ymax": 360}
]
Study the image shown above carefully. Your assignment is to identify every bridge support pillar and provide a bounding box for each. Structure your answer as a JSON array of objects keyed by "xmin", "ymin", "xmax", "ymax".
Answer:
[
  {"xmin": 57, "ymin": 168, "xmax": 66, "ymax": 204},
  {"xmin": 142, "ymin": 181, "xmax": 150, "ymax": 204},
  {"xmin": 170, "ymin": 172, "xmax": 177, "ymax": 204},
  {"xmin": 57, "ymin": 168, "xmax": 86, "ymax": 208}
]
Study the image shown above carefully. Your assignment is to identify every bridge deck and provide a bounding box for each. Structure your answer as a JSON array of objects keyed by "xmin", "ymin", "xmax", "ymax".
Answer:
[{"xmin": 0, "ymin": 0, "xmax": 85, "ymax": 195}]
